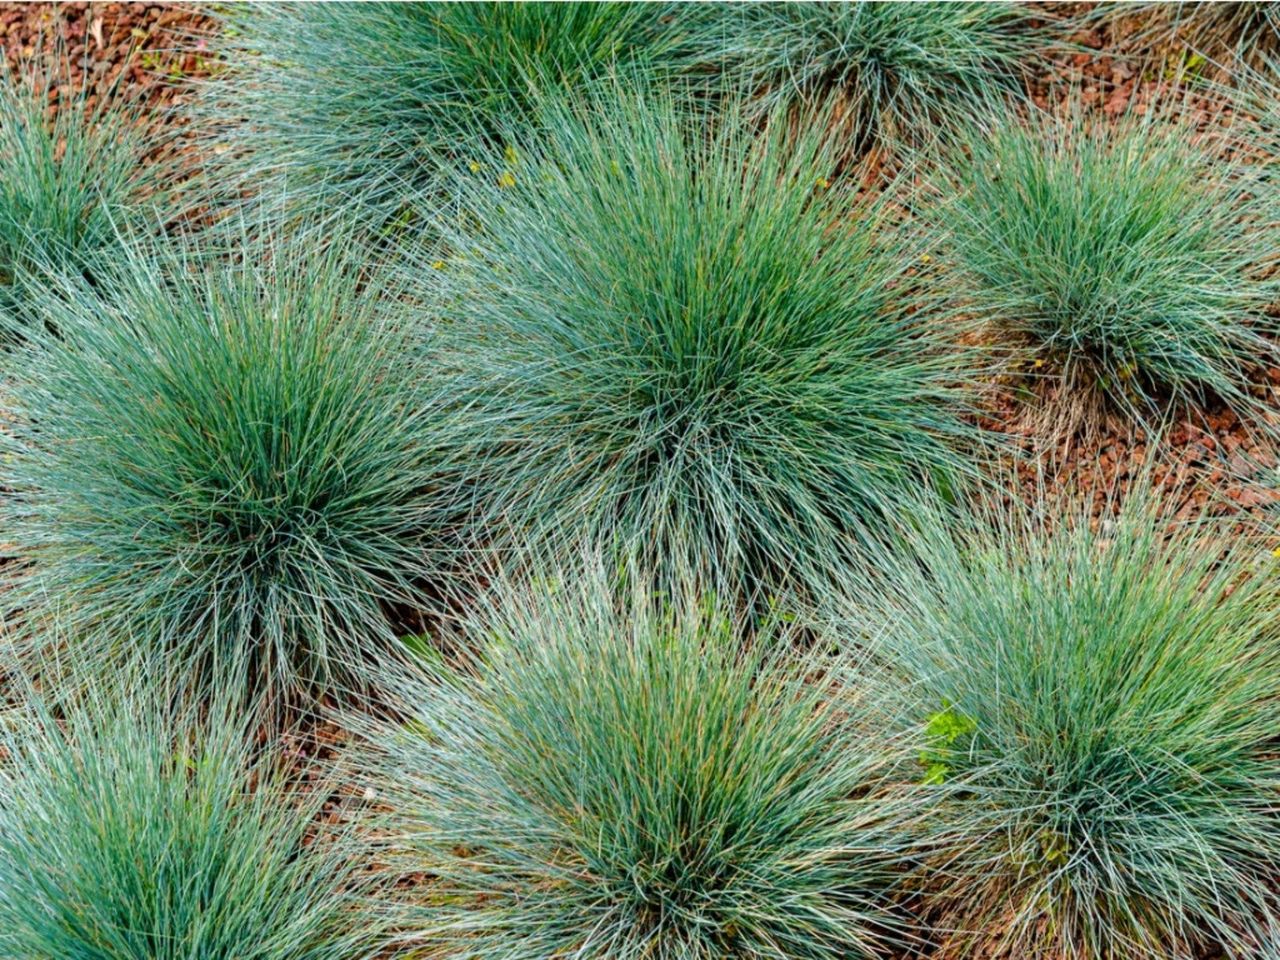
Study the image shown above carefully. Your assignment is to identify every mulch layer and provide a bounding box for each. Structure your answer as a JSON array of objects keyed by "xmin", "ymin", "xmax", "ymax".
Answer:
[{"xmin": 1, "ymin": 1, "xmax": 215, "ymax": 102}]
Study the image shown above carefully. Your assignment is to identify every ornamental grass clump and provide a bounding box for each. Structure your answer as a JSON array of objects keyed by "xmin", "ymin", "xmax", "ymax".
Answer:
[
  {"xmin": 206, "ymin": 2, "xmax": 690, "ymax": 230},
  {"xmin": 691, "ymin": 1, "xmax": 1044, "ymax": 155},
  {"xmin": 350, "ymin": 558, "xmax": 922, "ymax": 960},
  {"xmin": 933, "ymin": 106, "xmax": 1280, "ymax": 428},
  {"xmin": 0, "ymin": 54, "xmax": 159, "ymax": 340},
  {"xmin": 0, "ymin": 228, "xmax": 452, "ymax": 703},
  {"xmin": 435, "ymin": 89, "xmax": 984, "ymax": 595},
  {"xmin": 856, "ymin": 491, "xmax": 1280, "ymax": 958},
  {"xmin": 0, "ymin": 683, "xmax": 373, "ymax": 960}
]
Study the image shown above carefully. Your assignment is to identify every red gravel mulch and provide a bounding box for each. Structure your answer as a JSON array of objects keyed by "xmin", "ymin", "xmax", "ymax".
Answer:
[{"xmin": 0, "ymin": 1, "xmax": 216, "ymax": 104}]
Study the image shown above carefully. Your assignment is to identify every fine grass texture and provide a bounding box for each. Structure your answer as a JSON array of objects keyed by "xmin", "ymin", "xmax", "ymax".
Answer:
[
  {"xmin": 853, "ymin": 490, "xmax": 1280, "ymax": 958},
  {"xmin": 1227, "ymin": 53, "xmax": 1280, "ymax": 160},
  {"xmin": 0, "ymin": 227, "xmax": 451, "ymax": 703},
  {"xmin": 435, "ymin": 88, "xmax": 985, "ymax": 595},
  {"xmin": 350, "ymin": 557, "xmax": 922, "ymax": 959},
  {"xmin": 932, "ymin": 104, "xmax": 1280, "ymax": 426},
  {"xmin": 0, "ymin": 682, "xmax": 372, "ymax": 960},
  {"xmin": 0, "ymin": 53, "xmax": 158, "ymax": 339},
  {"xmin": 692, "ymin": 1, "xmax": 1045, "ymax": 155},
  {"xmin": 1097, "ymin": 2, "xmax": 1280, "ymax": 67},
  {"xmin": 206, "ymin": 2, "xmax": 690, "ymax": 231}
]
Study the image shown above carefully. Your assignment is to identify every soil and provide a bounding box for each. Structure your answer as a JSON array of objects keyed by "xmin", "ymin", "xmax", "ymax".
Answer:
[{"xmin": 0, "ymin": 1, "xmax": 217, "ymax": 105}]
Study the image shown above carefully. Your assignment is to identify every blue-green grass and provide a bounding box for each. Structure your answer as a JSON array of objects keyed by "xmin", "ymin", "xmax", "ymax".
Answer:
[
  {"xmin": 431, "ymin": 87, "xmax": 988, "ymax": 597},
  {"xmin": 850, "ymin": 489, "xmax": 1280, "ymax": 958},
  {"xmin": 930, "ymin": 103, "xmax": 1280, "ymax": 427},
  {"xmin": 348, "ymin": 555, "xmax": 925, "ymax": 959},
  {"xmin": 0, "ymin": 224, "xmax": 455, "ymax": 704},
  {"xmin": 0, "ymin": 680, "xmax": 375, "ymax": 960}
]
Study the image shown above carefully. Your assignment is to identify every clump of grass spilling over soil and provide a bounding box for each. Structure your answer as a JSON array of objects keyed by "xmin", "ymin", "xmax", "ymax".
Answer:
[
  {"xmin": 0, "ymin": 683, "xmax": 373, "ymax": 960},
  {"xmin": 0, "ymin": 53, "xmax": 160, "ymax": 340},
  {"xmin": 1227, "ymin": 54, "xmax": 1280, "ymax": 157},
  {"xmin": 932, "ymin": 105, "xmax": 1280, "ymax": 428},
  {"xmin": 206, "ymin": 1, "xmax": 690, "ymax": 231},
  {"xmin": 690, "ymin": 1, "xmax": 1044, "ymax": 155},
  {"xmin": 1096, "ymin": 1, "xmax": 1280, "ymax": 68},
  {"xmin": 435, "ymin": 88, "xmax": 985, "ymax": 595},
  {"xmin": 0, "ymin": 228, "xmax": 452, "ymax": 704},
  {"xmin": 855, "ymin": 491, "xmax": 1280, "ymax": 958},
  {"xmin": 350, "ymin": 557, "xmax": 921, "ymax": 960}
]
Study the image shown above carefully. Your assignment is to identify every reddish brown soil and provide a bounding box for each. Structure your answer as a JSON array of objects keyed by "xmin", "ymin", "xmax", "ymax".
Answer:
[{"xmin": 0, "ymin": 1, "xmax": 216, "ymax": 104}]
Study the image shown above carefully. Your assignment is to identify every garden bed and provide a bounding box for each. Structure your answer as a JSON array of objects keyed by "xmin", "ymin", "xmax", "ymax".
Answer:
[{"xmin": 1, "ymin": 3, "xmax": 1279, "ymax": 960}]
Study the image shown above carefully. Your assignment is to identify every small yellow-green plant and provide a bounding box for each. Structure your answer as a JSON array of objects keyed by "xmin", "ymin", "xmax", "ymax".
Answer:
[{"xmin": 918, "ymin": 701, "xmax": 976, "ymax": 786}]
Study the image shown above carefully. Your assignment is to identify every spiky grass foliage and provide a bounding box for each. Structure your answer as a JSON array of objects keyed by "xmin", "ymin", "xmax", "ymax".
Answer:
[
  {"xmin": 932, "ymin": 104, "xmax": 1280, "ymax": 426},
  {"xmin": 0, "ymin": 227, "xmax": 451, "ymax": 703},
  {"xmin": 0, "ymin": 680, "xmax": 374, "ymax": 960},
  {"xmin": 850, "ymin": 489, "xmax": 1280, "ymax": 958},
  {"xmin": 205, "ymin": 2, "xmax": 691, "ymax": 231},
  {"xmin": 1225, "ymin": 53, "xmax": 1280, "ymax": 157},
  {"xmin": 434, "ymin": 88, "xmax": 985, "ymax": 596},
  {"xmin": 349, "ymin": 556, "xmax": 922, "ymax": 959},
  {"xmin": 690, "ymin": 1, "xmax": 1044, "ymax": 155},
  {"xmin": 1172, "ymin": 1, "xmax": 1280, "ymax": 60},
  {"xmin": 0, "ymin": 53, "xmax": 158, "ymax": 339},
  {"xmin": 1096, "ymin": 2, "xmax": 1280, "ymax": 67}
]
